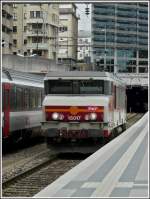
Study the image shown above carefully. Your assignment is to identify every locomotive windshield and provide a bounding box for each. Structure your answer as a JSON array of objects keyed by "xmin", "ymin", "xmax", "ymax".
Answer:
[{"xmin": 45, "ymin": 80, "xmax": 112, "ymax": 95}]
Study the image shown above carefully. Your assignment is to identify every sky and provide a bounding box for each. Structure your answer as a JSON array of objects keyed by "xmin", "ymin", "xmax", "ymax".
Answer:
[{"xmin": 76, "ymin": 4, "xmax": 91, "ymax": 32}]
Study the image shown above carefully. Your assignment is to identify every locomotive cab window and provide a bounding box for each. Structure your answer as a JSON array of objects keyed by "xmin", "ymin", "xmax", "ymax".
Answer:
[
  {"xmin": 45, "ymin": 79, "xmax": 112, "ymax": 95},
  {"xmin": 80, "ymin": 80, "xmax": 104, "ymax": 94}
]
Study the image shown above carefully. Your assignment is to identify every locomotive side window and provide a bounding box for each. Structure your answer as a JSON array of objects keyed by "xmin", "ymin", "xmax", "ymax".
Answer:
[{"xmin": 104, "ymin": 81, "xmax": 112, "ymax": 95}]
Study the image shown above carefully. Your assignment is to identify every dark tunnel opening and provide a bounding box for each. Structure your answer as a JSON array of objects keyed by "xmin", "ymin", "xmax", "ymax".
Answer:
[{"xmin": 126, "ymin": 86, "xmax": 148, "ymax": 113}]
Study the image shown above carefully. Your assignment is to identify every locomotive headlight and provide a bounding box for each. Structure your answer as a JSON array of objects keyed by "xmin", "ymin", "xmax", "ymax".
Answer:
[
  {"xmin": 90, "ymin": 113, "xmax": 97, "ymax": 120},
  {"xmin": 52, "ymin": 112, "xmax": 59, "ymax": 120},
  {"xmin": 85, "ymin": 114, "xmax": 89, "ymax": 120}
]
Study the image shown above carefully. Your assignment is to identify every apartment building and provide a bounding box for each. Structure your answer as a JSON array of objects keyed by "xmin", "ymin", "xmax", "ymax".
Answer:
[
  {"xmin": 12, "ymin": 3, "xmax": 59, "ymax": 60},
  {"xmin": 58, "ymin": 4, "xmax": 79, "ymax": 67},
  {"xmin": 12, "ymin": 4, "xmax": 27, "ymax": 55},
  {"xmin": 2, "ymin": 3, "xmax": 13, "ymax": 54},
  {"xmin": 92, "ymin": 2, "xmax": 148, "ymax": 73}
]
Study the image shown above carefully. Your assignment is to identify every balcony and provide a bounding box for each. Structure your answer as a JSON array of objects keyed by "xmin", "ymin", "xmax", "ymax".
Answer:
[
  {"xmin": 27, "ymin": 43, "xmax": 49, "ymax": 50},
  {"xmin": 2, "ymin": 17, "xmax": 13, "ymax": 28},
  {"xmin": 2, "ymin": 4, "xmax": 13, "ymax": 15},
  {"xmin": 2, "ymin": 32, "xmax": 13, "ymax": 44},
  {"xmin": 27, "ymin": 18, "xmax": 45, "ymax": 24},
  {"xmin": 26, "ymin": 29, "xmax": 48, "ymax": 37}
]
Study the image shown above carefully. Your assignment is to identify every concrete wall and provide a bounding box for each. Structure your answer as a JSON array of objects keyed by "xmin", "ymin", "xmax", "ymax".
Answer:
[{"xmin": 2, "ymin": 54, "xmax": 69, "ymax": 73}]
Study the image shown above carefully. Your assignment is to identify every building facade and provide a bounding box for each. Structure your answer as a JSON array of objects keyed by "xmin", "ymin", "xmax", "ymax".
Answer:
[
  {"xmin": 12, "ymin": 4, "xmax": 27, "ymax": 55},
  {"xmin": 12, "ymin": 3, "xmax": 59, "ymax": 60},
  {"xmin": 78, "ymin": 30, "xmax": 91, "ymax": 62},
  {"xmin": 92, "ymin": 2, "xmax": 148, "ymax": 73},
  {"xmin": 58, "ymin": 4, "xmax": 79, "ymax": 67},
  {"xmin": 2, "ymin": 3, "xmax": 13, "ymax": 54}
]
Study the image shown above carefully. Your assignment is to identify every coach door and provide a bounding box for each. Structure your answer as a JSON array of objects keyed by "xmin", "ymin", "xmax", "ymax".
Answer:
[{"xmin": 3, "ymin": 83, "xmax": 11, "ymax": 138}]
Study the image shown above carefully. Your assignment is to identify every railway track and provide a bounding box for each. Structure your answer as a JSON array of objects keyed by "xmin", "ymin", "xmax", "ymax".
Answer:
[
  {"xmin": 2, "ymin": 154, "xmax": 87, "ymax": 197},
  {"xmin": 2, "ymin": 112, "xmax": 145, "ymax": 197},
  {"xmin": 126, "ymin": 113, "xmax": 144, "ymax": 128}
]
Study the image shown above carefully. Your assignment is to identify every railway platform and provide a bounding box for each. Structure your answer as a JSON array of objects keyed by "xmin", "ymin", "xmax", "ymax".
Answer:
[{"xmin": 34, "ymin": 112, "xmax": 148, "ymax": 198}]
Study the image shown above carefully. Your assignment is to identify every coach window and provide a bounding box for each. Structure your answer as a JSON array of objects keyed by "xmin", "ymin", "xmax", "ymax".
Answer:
[
  {"xmin": 30, "ymin": 88, "xmax": 35, "ymax": 109},
  {"xmin": 2, "ymin": 86, "xmax": 4, "ymax": 111},
  {"xmin": 37, "ymin": 90, "xmax": 42, "ymax": 108},
  {"xmin": 42, "ymin": 89, "xmax": 44, "ymax": 103},
  {"xmin": 10, "ymin": 85, "xmax": 16, "ymax": 111},
  {"xmin": 35, "ymin": 89, "xmax": 39, "ymax": 108},
  {"xmin": 16, "ymin": 86, "xmax": 23, "ymax": 110},
  {"xmin": 24, "ymin": 88, "xmax": 30, "ymax": 110},
  {"xmin": 29, "ymin": 88, "xmax": 33, "ymax": 109}
]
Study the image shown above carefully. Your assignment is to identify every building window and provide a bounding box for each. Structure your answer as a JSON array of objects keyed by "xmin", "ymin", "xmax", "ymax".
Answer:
[
  {"xmin": 24, "ymin": 52, "xmax": 27, "ymax": 56},
  {"xmin": 13, "ymin": 13, "xmax": 17, "ymax": 20},
  {"xmin": 13, "ymin": 4, "xmax": 17, "ymax": 8},
  {"xmin": 80, "ymin": 54, "xmax": 82, "ymax": 57},
  {"xmin": 139, "ymin": 61, "xmax": 148, "ymax": 65},
  {"xmin": 24, "ymin": 39, "xmax": 27, "ymax": 44},
  {"xmin": 30, "ymin": 11, "xmax": 43, "ymax": 18},
  {"xmin": 139, "ymin": 50, "xmax": 148, "ymax": 58},
  {"xmin": 2, "ymin": 10, "xmax": 6, "ymax": 18},
  {"xmin": 13, "ymin": 26, "xmax": 17, "ymax": 33},
  {"xmin": 2, "ymin": 25, "xmax": 5, "ymax": 32},
  {"xmin": 32, "ymin": 37, "xmax": 42, "ymax": 43},
  {"xmin": 36, "ymin": 11, "xmax": 42, "ymax": 18},
  {"xmin": 139, "ymin": 67, "xmax": 148, "ymax": 73},
  {"xmin": 13, "ymin": 52, "xmax": 17, "ymax": 55},
  {"xmin": 24, "ymin": 13, "xmax": 27, "ymax": 19},
  {"xmin": 30, "ymin": 11, "xmax": 34, "ymax": 18},
  {"xmin": 13, "ymin": 39, "xmax": 17, "ymax": 45},
  {"xmin": 24, "ymin": 26, "xmax": 27, "ymax": 32},
  {"xmin": 59, "ymin": 26, "xmax": 68, "ymax": 32},
  {"xmin": 2, "ymin": 40, "xmax": 5, "ymax": 47},
  {"xmin": 36, "ymin": 11, "xmax": 40, "ymax": 18}
]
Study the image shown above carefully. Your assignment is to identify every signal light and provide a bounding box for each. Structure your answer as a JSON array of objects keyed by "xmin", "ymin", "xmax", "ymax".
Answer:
[{"xmin": 85, "ymin": 7, "xmax": 90, "ymax": 15}]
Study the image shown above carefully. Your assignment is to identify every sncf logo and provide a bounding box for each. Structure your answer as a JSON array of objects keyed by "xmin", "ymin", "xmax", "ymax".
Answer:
[{"xmin": 69, "ymin": 106, "xmax": 79, "ymax": 115}]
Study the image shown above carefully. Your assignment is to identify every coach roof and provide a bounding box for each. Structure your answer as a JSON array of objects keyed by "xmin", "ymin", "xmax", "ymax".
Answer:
[{"xmin": 45, "ymin": 71, "xmax": 125, "ymax": 85}]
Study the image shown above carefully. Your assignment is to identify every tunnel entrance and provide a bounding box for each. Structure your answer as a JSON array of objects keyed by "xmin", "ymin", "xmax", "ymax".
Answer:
[{"xmin": 126, "ymin": 86, "xmax": 148, "ymax": 113}]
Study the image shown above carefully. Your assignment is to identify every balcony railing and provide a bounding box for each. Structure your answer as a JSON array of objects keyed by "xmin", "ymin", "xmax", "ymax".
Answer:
[
  {"xmin": 26, "ymin": 29, "xmax": 48, "ymax": 36},
  {"xmin": 27, "ymin": 43, "xmax": 49, "ymax": 49}
]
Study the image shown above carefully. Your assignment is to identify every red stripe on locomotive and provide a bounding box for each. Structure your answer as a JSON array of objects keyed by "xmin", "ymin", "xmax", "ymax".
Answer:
[{"xmin": 44, "ymin": 106, "xmax": 104, "ymax": 122}]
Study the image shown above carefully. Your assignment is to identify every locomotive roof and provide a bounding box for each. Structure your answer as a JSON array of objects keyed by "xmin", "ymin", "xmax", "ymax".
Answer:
[
  {"xmin": 2, "ymin": 68, "xmax": 44, "ymax": 87},
  {"xmin": 45, "ymin": 71, "xmax": 125, "ymax": 85}
]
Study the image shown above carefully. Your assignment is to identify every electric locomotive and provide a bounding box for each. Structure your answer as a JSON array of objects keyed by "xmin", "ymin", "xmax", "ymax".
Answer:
[{"xmin": 42, "ymin": 71, "xmax": 127, "ymax": 153}]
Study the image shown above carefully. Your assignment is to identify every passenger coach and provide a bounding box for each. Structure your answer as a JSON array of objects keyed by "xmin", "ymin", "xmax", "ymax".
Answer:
[
  {"xmin": 42, "ymin": 71, "xmax": 127, "ymax": 153},
  {"xmin": 2, "ymin": 68, "xmax": 44, "ymax": 143}
]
